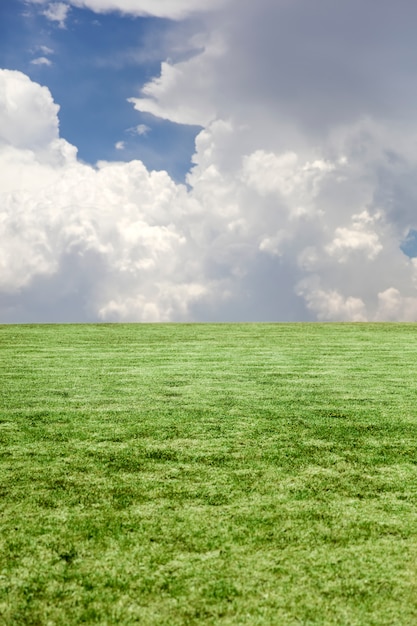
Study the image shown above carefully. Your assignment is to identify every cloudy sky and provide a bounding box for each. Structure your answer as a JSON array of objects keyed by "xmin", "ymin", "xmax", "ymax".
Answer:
[{"xmin": 1, "ymin": 0, "xmax": 417, "ymax": 323}]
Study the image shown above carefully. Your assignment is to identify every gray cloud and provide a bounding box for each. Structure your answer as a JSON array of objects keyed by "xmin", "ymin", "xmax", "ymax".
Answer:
[{"xmin": 220, "ymin": 0, "xmax": 417, "ymax": 131}]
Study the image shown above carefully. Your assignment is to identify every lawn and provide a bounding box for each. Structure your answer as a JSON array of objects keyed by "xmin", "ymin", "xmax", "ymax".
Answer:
[{"xmin": 1, "ymin": 323, "xmax": 417, "ymax": 625}]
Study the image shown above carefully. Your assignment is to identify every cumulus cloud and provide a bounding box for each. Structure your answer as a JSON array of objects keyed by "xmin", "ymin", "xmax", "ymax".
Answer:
[
  {"xmin": 0, "ymin": 70, "xmax": 222, "ymax": 321},
  {"xmin": 0, "ymin": 70, "xmax": 59, "ymax": 151},
  {"xmin": 127, "ymin": 0, "xmax": 417, "ymax": 321},
  {"xmin": 296, "ymin": 281, "xmax": 368, "ymax": 323},
  {"xmin": 376, "ymin": 285, "xmax": 417, "ymax": 322},
  {"xmin": 325, "ymin": 211, "xmax": 383, "ymax": 263},
  {"xmin": 3, "ymin": 0, "xmax": 417, "ymax": 321},
  {"xmin": 129, "ymin": 0, "xmax": 417, "ymax": 157},
  {"xmin": 129, "ymin": 54, "xmax": 218, "ymax": 126}
]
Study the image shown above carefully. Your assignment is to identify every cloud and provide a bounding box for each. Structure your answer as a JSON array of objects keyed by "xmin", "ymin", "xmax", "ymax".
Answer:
[
  {"xmin": 30, "ymin": 45, "xmax": 54, "ymax": 68},
  {"xmin": 130, "ymin": 0, "xmax": 417, "ymax": 143},
  {"xmin": 325, "ymin": 211, "xmax": 383, "ymax": 263},
  {"xmin": 127, "ymin": 0, "xmax": 417, "ymax": 321},
  {"xmin": 127, "ymin": 124, "xmax": 150, "ymax": 136},
  {"xmin": 42, "ymin": 2, "xmax": 70, "ymax": 28},
  {"xmin": 115, "ymin": 141, "xmax": 125, "ymax": 150},
  {"xmin": 38, "ymin": 45, "xmax": 54, "ymax": 55},
  {"xmin": 0, "ymin": 70, "xmax": 218, "ymax": 321},
  {"xmin": 376, "ymin": 285, "xmax": 417, "ymax": 322},
  {"xmin": 296, "ymin": 281, "xmax": 368, "ymax": 323},
  {"xmin": 0, "ymin": 70, "xmax": 59, "ymax": 151},
  {"xmin": 30, "ymin": 57, "xmax": 53, "ymax": 66},
  {"xmin": 2, "ymin": 67, "xmax": 417, "ymax": 322},
  {"xmin": 26, "ymin": 0, "xmax": 226, "ymax": 20},
  {"xmin": 3, "ymin": 0, "xmax": 417, "ymax": 321}
]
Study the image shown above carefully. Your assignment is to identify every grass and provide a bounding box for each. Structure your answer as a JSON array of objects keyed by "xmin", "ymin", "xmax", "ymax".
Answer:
[{"xmin": 1, "ymin": 322, "xmax": 417, "ymax": 625}]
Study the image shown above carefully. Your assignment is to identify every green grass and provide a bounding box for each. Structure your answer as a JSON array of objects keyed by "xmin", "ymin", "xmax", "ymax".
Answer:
[{"xmin": 1, "ymin": 323, "xmax": 417, "ymax": 625}]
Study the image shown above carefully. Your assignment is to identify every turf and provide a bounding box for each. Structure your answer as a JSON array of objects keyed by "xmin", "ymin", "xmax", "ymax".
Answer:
[{"xmin": 1, "ymin": 322, "xmax": 417, "ymax": 625}]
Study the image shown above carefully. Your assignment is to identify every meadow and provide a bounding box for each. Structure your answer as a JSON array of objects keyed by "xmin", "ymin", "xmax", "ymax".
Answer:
[{"xmin": 1, "ymin": 322, "xmax": 417, "ymax": 625}]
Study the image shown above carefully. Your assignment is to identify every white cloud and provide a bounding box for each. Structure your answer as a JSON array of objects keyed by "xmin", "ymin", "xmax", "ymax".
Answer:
[
  {"xmin": 26, "ymin": 0, "xmax": 226, "ymax": 20},
  {"xmin": 128, "ymin": 33, "xmax": 224, "ymax": 126},
  {"xmin": 39, "ymin": 45, "xmax": 54, "ymax": 55},
  {"xmin": 375, "ymin": 285, "xmax": 417, "ymax": 322},
  {"xmin": 42, "ymin": 2, "xmax": 70, "ymax": 28},
  {"xmin": 0, "ymin": 70, "xmax": 59, "ymax": 151},
  {"xmin": 297, "ymin": 281, "xmax": 368, "ymax": 322},
  {"xmin": 325, "ymin": 211, "xmax": 383, "ymax": 263},
  {"xmin": 127, "ymin": 124, "xmax": 150, "ymax": 136},
  {"xmin": 30, "ymin": 57, "xmax": 53, "ymax": 66},
  {"xmin": 0, "ymin": 71, "xmax": 221, "ymax": 321},
  {"xmin": 115, "ymin": 141, "xmax": 125, "ymax": 150}
]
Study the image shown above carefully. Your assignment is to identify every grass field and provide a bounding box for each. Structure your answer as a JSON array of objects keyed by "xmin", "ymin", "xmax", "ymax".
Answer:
[{"xmin": 1, "ymin": 323, "xmax": 417, "ymax": 625}]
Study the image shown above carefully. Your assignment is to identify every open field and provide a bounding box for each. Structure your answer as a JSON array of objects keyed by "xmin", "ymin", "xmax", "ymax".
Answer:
[{"xmin": 1, "ymin": 323, "xmax": 417, "ymax": 625}]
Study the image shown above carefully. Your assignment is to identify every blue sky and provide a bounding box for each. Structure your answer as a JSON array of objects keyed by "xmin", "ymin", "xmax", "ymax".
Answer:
[
  {"xmin": 1, "ymin": 0, "xmax": 417, "ymax": 323},
  {"xmin": 0, "ymin": 0, "xmax": 200, "ymax": 180}
]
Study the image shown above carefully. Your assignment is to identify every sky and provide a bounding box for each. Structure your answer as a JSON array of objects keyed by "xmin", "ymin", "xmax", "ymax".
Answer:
[{"xmin": 1, "ymin": 0, "xmax": 417, "ymax": 323}]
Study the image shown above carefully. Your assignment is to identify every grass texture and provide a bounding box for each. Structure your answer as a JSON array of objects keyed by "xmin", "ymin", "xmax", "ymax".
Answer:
[{"xmin": 1, "ymin": 323, "xmax": 417, "ymax": 625}]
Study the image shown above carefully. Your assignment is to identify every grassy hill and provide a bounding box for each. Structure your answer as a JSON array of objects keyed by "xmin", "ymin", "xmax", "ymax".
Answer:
[{"xmin": 1, "ymin": 323, "xmax": 417, "ymax": 624}]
